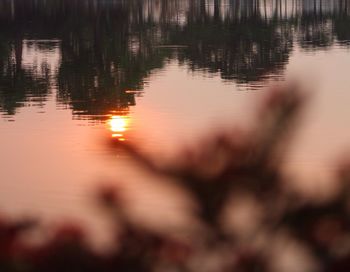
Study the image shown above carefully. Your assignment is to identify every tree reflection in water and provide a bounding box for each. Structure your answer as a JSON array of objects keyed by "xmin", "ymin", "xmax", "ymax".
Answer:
[{"xmin": 0, "ymin": 0, "xmax": 350, "ymax": 120}]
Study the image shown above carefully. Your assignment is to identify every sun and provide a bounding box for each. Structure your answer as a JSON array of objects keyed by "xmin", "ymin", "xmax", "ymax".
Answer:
[{"xmin": 108, "ymin": 115, "xmax": 129, "ymax": 140}]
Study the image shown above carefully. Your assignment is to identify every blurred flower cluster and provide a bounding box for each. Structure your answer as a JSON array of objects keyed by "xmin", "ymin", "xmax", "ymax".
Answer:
[{"xmin": 1, "ymin": 85, "xmax": 350, "ymax": 272}]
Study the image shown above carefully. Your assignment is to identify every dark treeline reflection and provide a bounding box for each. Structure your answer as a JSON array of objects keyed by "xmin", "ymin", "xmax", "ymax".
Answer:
[{"xmin": 0, "ymin": 0, "xmax": 350, "ymax": 120}]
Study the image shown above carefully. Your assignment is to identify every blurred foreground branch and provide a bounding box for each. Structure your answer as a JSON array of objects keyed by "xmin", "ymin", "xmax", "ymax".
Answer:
[{"xmin": 1, "ymin": 85, "xmax": 350, "ymax": 272}]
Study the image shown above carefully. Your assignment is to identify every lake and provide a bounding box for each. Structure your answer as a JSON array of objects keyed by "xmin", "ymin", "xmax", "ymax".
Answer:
[{"xmin": 1, "ymin": 0, "xmax": 350, "ymax": 245}]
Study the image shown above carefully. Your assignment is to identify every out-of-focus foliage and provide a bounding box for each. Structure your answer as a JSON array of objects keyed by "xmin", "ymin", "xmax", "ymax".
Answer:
[{"xmin": 1, "ymin": 86, "xmax": 350, "ymax": 272}]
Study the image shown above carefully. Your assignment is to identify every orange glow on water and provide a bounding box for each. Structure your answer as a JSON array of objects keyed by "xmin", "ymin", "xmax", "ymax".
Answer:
[{"xmin": 108, "ymin": 115, "xmax": 129, "ymax": 141}]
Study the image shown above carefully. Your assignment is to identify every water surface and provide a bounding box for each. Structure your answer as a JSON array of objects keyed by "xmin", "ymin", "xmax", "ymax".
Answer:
[{"xmin": 1, "ymin": 0, "xmax": 350, "ymax": 243}]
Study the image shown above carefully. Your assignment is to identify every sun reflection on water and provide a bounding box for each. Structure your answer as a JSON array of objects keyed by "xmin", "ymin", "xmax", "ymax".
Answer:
[{"xmin": 108, "ymin": 115, "xmax": 130, "ymax": 141}]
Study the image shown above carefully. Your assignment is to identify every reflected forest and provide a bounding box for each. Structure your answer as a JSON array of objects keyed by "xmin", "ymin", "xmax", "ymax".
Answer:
[{"xmin": 1, "ymin": 0, "xmax": 350, "ymax": 119}]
